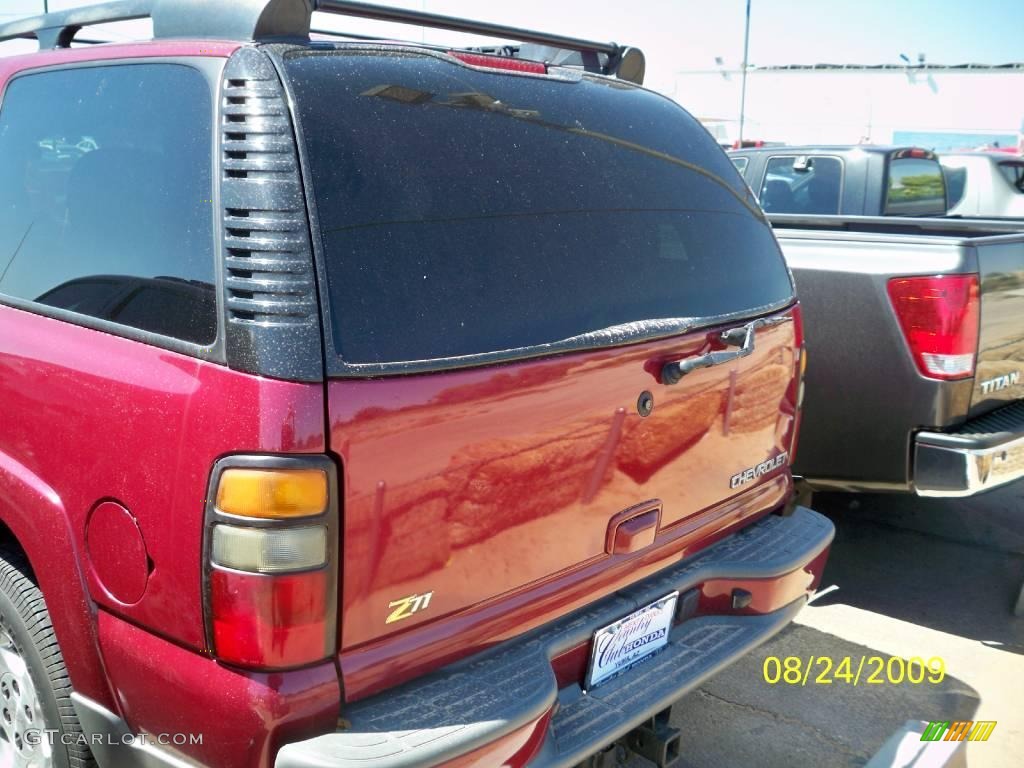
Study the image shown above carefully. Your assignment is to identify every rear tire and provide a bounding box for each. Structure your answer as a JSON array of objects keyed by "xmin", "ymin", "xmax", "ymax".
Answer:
[{"xmin": 0, "ymin": 547, "xmax": 95, "ymax": 768}]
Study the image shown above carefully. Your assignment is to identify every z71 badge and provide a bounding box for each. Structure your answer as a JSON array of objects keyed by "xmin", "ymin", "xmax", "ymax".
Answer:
[
  {"xmin": 730, "ymin": 452, "xmax": 789, "ymax": 489},
  {"xmin": 385, "ymin": 591, "xmax": 434, "ymax": 624}
]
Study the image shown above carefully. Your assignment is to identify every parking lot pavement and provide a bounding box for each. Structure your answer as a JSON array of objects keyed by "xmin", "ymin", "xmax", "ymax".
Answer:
[
  {"xmin": 625, "ymin": 492, "xmax": 1024, "ymax": 768},
  {"xmin": 832, "ymin": 485, "xmax": 1024, "ymax": 557}
]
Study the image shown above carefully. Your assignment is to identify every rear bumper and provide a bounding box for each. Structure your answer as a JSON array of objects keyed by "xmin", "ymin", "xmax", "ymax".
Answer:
[
  {"xmin": 914, "ymin": 401, "xmax": 1024, "ymax": 497},
  {"xmin": 276, "ymin": 506, "xmax": 834, "ymax": 768}
]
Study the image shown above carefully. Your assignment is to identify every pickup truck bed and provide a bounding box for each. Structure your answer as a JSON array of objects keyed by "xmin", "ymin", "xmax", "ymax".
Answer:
[{"xmin": 771, "ymin": 214, "xmax": 1024, "ymax": 495}]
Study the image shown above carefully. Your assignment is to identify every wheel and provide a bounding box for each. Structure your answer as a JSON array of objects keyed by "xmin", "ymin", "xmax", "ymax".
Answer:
[{"xmin": 0, "ymin": 547, "xmax": 95, "ymax": 767}]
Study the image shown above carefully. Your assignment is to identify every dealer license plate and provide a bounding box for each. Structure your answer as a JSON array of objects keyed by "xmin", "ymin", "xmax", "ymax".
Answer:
[{"xmin": 585, "ymin": 592, "xmax": 679, "ymax": 690}]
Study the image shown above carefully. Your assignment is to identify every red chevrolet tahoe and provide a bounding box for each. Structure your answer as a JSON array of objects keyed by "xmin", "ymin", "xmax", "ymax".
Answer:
[{"xmin": 0, "ymin": 2, "xmax": 833, "ymax": 767}]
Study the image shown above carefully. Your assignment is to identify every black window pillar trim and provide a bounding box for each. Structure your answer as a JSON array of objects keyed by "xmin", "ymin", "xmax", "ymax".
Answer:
[{"xmin": 218, "ymin": 46, "xmax": 324, "ymax": 383}]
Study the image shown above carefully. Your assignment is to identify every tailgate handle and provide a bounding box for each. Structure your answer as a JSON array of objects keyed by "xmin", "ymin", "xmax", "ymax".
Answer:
[
  {"xmin": 607, "ymin": 501, "xmax": 662, "ymax": 555},
  {"xmin": 662, "ymin": 321, "xmax": 757, "ymax": 385}
]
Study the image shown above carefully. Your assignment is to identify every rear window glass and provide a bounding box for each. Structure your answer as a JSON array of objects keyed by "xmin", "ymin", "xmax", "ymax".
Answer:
[
  {"xmin": 943, "ymin": 166, "xmax": 968, "ymax": 207},
  {"xmin": 285, "ymin": 51, "xmax": 793, "ymax": 368},
  {"xmin": 759, "ymin": 156, "xmax": 842, "ymax": 214},
  {"xmin": 885, "ymin": 157, "xmax": 947, "ymax": 215},
  {"xmin": 998, "ymin": 162, "xmax": 1024, "ymax": 194}
]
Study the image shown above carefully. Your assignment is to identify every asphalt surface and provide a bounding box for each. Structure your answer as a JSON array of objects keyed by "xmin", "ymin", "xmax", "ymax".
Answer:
[{"xmin": 622, "ymin": 486, "xmax": 1024, "ymax": 768}]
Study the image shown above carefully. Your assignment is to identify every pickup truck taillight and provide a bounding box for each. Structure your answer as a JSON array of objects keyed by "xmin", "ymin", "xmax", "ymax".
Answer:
[
  {"xmin": 887, "ymin": 274, "xmax": 980, "ymax": 381},
  {"xmin": 203, "ymin": 457, "xmax": 338, "ymax": 669}
]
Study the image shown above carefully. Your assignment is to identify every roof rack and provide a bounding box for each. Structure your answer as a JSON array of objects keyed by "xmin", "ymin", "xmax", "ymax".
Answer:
[
  {"xmin": 8, "ymin": 32, "xmax": 111, "ymax": 46},
  {"xmin": 0, "ymin": 0, "xmax": 151, "ymax": 50},
  {"xmin": 0, "ymin": 0, "xmax": 645, "ymax": 84}
]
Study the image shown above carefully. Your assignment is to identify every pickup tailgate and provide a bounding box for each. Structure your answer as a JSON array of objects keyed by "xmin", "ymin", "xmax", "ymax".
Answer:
[
  {"xmin": 971, "ymin": 235, "xmax": 1024, "ymax": 416},
  {"xmin": 280, "ymin": 46, "xmax": 799, "ymax": 693}
]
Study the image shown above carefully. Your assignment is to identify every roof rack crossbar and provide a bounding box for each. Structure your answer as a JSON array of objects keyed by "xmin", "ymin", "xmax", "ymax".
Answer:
[
  {"xmin": 0, "ymin": 0, "xmax": 152, "ymax": 50},
  {"xmin": 309, "ymin": 27, "xmax": 387, "ymax": 42},
  {"xmin": 312, "ymin": 0, "xmax": 646, "ymax": 82},
  {"xmin": 314, "ymin": 0, "xmax": 618, "ymax": 56},
  {"xmin": 0, "ymin": 0, "xmax": 645, "ymax": 84},
  {"xmin": 7, "ymin": 32, "xmax": 110, "ymax": 46}
]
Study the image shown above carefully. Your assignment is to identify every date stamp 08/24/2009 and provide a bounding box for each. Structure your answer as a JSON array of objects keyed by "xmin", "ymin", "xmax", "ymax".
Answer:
[{"xmin": 762, "ymin": 655, "xmax": 946, "ymax": 686}]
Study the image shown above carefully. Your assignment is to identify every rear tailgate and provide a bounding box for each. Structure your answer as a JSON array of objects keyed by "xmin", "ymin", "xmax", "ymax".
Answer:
[
  {"xmin": 970, "ymin": 234, "xmax": 1024, "ymax": 416},
  {"xmin": 327, "ymin": 310, "xmax": 799, "ymax": 644},
  {"xmin": 280, "ymin": 46, "xmax": 800, "ymax": 695}
]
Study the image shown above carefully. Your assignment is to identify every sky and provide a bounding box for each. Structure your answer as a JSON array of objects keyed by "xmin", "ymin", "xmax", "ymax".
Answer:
[{"xmin": 1, "ymin": 0, "xmax": 1022, "ymax": 96}]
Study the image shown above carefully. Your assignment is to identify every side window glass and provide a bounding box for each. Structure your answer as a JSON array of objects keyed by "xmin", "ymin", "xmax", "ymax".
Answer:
[
  {"xmin": 0, "ymin": 64, "xmax": 216, "ymax": 345},
  {"xmin": 759, "ymin": 156, "xmax": 842, "ymax": 214},
  {"xmin": 998, "ymin": 162, "xmax": 1024, "ymax": 194},
  {"xmin": 943, "ymin": 166, "xmax": 968, "ymax": 208},
  {"xmin": 885, "ymin": 157, "xmax": 946, "ymax": 215},
  {"xmin": 730, "ymin": 156, "xmax": 748, "ymax": 174}
]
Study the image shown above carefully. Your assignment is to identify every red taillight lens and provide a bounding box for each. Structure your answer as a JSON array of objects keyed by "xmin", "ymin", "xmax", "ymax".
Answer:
[
  {"xmin": 210, "ymin": 569, "xmax": 331, "ymax": 668},
  {"xmin": 887, "ymin": 274, "xmax": 979, "ymax": 380},
  {"xmin": 893, "ymin": 147, "xmax": 933, "ymax": 159},
  {"xmin": 204, "ymin": 458, "xmax": 337, "ymax": 670},
  {"xmin": 447, "ymin": 51, "xmax": 547, "ymax": 74}
]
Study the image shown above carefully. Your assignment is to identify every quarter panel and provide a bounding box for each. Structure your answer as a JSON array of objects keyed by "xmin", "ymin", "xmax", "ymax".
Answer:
[
  {"xmin": 0, "ymin": 303, "xmax": 325, "ymax": 652},
  {"xmin": 971, "ymin": 239, "xmax": 1024, "ymax": 415},
  {"xmin": 780, "ymin": 234, "xmax": 975, "ymax": 488},
  {"xmin": 0, "ymin": 447, "xmax": 114, "ymax": 709},
  {"xmin": 98, "ymin": 611, "xmax": 340, "ymax": 768}
]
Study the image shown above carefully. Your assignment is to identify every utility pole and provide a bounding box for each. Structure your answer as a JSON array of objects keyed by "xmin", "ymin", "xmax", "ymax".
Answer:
[{"xmin": 738, "ymin": 0, "xmax": 751, "ymax": 145}]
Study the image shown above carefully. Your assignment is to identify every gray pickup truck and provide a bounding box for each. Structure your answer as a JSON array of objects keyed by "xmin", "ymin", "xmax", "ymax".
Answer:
[
  {"xmin": 729, "ymin": 145, "xmax": 947, "ymax": 217},
  {"xmin": 772, "ymin": 215, "xmax": 1024, "ymax": 497}
]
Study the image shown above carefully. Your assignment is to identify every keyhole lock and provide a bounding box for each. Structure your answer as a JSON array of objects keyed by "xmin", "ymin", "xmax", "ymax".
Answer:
[{"xmin": 637, "ymin": 390, "xmax": 654, "ymax": 417}]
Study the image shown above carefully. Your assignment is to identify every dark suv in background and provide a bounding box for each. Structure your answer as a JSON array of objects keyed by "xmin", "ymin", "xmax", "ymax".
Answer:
[{"xmin": 0, "ymin": 2, "xmax": 832, "ymax": 767}]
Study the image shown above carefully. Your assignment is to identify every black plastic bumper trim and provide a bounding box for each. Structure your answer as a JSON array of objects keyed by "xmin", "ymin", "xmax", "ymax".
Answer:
[{"xmin": 276, "ymin": 507, "xmax": 834, "ymax": 768}]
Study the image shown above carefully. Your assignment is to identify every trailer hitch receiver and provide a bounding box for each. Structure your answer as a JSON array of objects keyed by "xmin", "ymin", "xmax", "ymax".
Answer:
[{"xmin": 626, "ymin": 706, "xmax": 682, "ymax": 767}]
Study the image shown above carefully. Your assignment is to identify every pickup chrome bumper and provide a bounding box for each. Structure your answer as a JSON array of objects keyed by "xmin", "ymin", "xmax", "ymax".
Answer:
[
  {"xmin": 275, "ymin": 507, "xmax": 834, "ymax": 768},
  {"xmin": 914, "ymin": 401, "xmax": 1024, "ymax": 497}
]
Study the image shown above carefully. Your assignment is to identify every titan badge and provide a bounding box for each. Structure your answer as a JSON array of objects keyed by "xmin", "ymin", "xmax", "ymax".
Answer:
[{"xmin": 979, "ymin": 370, "xmax": 1020, "ymax": 395}]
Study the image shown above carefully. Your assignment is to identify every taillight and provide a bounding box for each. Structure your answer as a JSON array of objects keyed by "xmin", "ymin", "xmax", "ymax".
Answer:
[
  {"xmin": 447, "ymin": 51, "xmax": 547, "ymax": 74},
  {"xmin": 203, "ymin": 457, "xmax": 337, "ymax": 669},
  {"xmin": 893, "ymin": 147, "xmax": 934, "ymax": 160},
  {"xmin": 887, "ymin": 274, "xmax": 980, "ymax": 380}
]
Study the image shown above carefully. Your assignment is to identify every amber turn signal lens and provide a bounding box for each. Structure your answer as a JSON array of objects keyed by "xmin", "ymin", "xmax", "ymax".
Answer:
[{"xmin": 215, "ymin": 468, "xmax": 328, "ymax": 519}]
